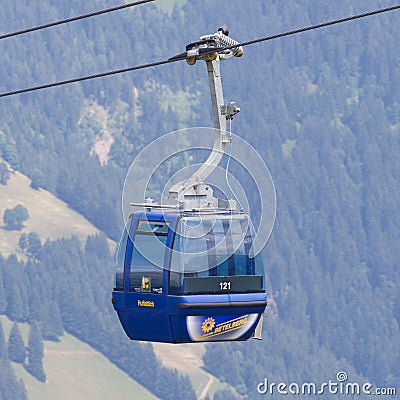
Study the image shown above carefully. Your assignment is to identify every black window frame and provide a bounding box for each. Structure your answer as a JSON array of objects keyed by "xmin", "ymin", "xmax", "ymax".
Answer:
[
  {"xmin": 168, "ymin": 215, "xmax": 265, "ymax": 295},
  {"xmin": 128, "ymin": 218, "xmax": 170, "ymax": 294}
]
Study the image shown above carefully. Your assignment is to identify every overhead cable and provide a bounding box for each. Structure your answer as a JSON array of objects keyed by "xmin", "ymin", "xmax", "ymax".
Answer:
[
  {"xmin": 0, "ymin": 4, "xmax": 398, "ymax": 98},
  {"xmin": 0, "ymin": 59, "xmax": 176, "ymax": 98},
  {"xmin": 222, "ymin": 4, "xmax": 400, "ymax": 52},
  {"xmin": 0, "ymin": 0, "xmax": 154, "ymax": 41}
]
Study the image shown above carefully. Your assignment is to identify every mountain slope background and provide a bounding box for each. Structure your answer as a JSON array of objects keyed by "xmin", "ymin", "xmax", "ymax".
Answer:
[
  {"xmin": 1, "ymin": 316, "xmax": 159, "ymax": 400},
  {"xmin": 0, "ymin": 0, "xmax": 399, "ymax": 399},
  {"xmin": 0, "ymin": 160, "xmax": 110, "ymax": 258}
]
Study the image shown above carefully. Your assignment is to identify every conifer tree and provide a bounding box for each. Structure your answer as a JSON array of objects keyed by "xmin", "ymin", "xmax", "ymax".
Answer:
[
  {"xmin": 3, "ymin": 144, "xmax": 20, "ymax": 171},
  {"xmin": 6, "ymin": 284, "xmax": 25, "ymax": 322},
  {"xmin": 0, "ymin": 358, "xmax": 28, "ymax": 400},
  {"xmin": 214, "ymin": 388, "xmax": 238, "ymax": 400},
  {"xmin": 0, "ymin": 162, "xmax": 10, "ymax": 185},
  {"xmin": 0, "ymin": 272, "xmax": 6, "ymax": 314},
  {"xmin": 30, "ymin": 168, "xmax": 46, "ymax": 190},
  {"xmin": 7, "ymin": 323, "xmax": 26, "ymax": 363},
  {"xmin": 0, "ymin": 320, "xmax": 7, "ymax": 359},
  {"xmin": 26, "ymin": 232, "xmax": 42, "ymax": 258},
  {"xmin": 40, "ymin": 302, "xmax": 63, "ymax": 341},
  {"xmin": 25, "ymin": 321, "xmax": 46, "ymax": 382},
  {"xmin": 18, "ymin": 233, "xmax": 28, "ymax": 253}
]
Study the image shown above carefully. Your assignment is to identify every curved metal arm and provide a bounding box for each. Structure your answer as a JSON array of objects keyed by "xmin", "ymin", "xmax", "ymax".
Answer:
[{"xmin": 169, "ymin": 58, "xmax": 228, "ymax": 199}]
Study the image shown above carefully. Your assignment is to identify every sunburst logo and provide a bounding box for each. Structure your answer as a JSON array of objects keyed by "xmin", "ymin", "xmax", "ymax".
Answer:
[{"xmin": 201, "ymin": 317, "xmax": 215, "ymax": 333}]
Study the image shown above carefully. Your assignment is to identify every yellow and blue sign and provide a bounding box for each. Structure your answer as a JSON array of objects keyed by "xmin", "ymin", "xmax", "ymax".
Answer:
[
  {"xmin": 141, "ymin": 276, "xmax": 151, "ymax": 292},
  {"xmin": 187, "ymin": 314, "xmax": 259, "ymax": 341},
  {"xmin": 137, "ymin": 300, "xmax": 154, "ymax": 307}
]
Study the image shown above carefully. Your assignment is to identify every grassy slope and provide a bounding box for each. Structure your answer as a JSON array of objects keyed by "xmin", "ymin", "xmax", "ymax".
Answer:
[
  {"xmin": 0, "ymin": 166, "xmax": 115, "ymax": 258},
  {"xmin": 1, "ymin": 316, "xmax": 158, "ymax": 400},
  {"xmin": 152, "ymin": 343, "xmax": 234, "ymax": 400}
]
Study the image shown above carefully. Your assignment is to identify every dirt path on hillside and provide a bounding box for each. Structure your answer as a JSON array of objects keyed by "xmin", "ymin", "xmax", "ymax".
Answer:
[
  {"xmin": 44, "ymin": 350, "xmax": 98, "ymax": 356},
  {"xmin": 199, "ymin": 374, "xmax": 214, "ymax": 400}
]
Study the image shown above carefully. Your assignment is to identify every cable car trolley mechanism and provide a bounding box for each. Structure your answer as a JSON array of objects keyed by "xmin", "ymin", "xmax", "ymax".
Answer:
[{"xmin": 112, "ymin": 28, "xmax": 267, "ymax": 343}]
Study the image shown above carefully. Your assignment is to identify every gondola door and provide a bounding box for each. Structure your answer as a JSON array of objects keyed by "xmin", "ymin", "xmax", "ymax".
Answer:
[{"xmin": 123, "ymin": 213, "xmax": 173, "ymax": 342}]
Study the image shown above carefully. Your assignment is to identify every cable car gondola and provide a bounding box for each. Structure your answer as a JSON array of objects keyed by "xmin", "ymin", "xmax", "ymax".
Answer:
[{"xmin": 112, "ymin": 28, "xmax": 268, "ymax": 343}]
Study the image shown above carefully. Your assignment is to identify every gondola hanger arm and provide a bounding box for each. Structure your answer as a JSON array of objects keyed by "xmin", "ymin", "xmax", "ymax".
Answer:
[{"xmin": 168, "ymin": 28, "xmax": 242, "ymax": 208}]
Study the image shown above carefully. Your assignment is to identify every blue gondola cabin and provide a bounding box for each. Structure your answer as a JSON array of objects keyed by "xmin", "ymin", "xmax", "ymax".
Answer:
[{"xmin": 112, "ymin": 210, "xmax": 267, "ymax": 343}]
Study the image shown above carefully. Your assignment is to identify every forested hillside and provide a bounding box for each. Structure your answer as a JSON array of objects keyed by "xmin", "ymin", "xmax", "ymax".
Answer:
[
  {"xmin": 0, "ymin": 235, "xmax": 195, "ymax": 400},
  {"xmin": 0, "ymin": 0, "xmax": 399, "ymax": 399}
]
